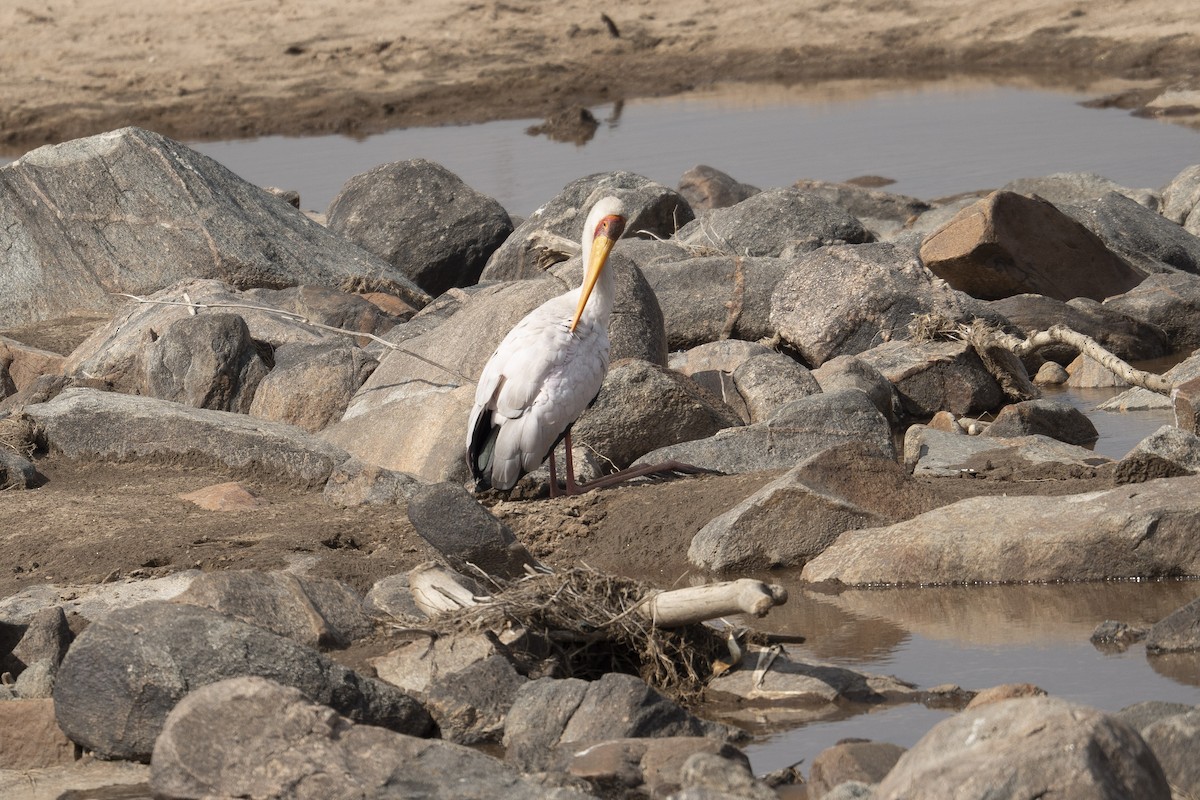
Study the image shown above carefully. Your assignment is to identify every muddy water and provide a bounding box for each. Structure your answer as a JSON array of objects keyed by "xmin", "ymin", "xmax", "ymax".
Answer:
[{"xmin": 180, "ymin": 81, "xmax": 1200, "ymax": 215}]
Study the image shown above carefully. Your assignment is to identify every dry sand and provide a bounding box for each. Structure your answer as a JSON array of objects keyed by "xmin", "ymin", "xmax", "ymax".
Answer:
[{"xmin": 3, "ymin": 0, "xmax": 1200, "ymax": 153}]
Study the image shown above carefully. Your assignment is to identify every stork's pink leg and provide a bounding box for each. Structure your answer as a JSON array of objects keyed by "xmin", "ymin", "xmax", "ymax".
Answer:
[
  {"xmin": 563, "ymin": 431, "xmax": 582, "ymax": 495},
  {"xmin": 548, "ymin": 450, "xmax": 561, "ymax": 498}
]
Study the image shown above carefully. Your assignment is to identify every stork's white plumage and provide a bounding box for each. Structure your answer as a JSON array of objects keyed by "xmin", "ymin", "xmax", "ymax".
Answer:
[{"xmin": 467, "ymin": 196, "xmax": 627, "ymax": 494}]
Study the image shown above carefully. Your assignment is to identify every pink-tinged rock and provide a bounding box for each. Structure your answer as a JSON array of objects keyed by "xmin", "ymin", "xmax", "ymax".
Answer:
[
  {"xmin": 920, "ymin": 191, "xmax": 1143, "ymax": 302},
  {"xmin": 178, "ymin": 482, "xmax": 269, "ymax": 512}
]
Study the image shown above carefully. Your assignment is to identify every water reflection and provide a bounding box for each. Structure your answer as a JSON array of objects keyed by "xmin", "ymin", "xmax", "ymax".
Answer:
[{"xmin": 739, "ymin": 577, "xmax": 1200, "ymax": 774}]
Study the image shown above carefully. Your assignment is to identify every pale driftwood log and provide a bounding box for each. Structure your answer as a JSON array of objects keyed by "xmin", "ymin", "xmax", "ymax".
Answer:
[
  {"xmin": 408, "ymin": 562, "xmax": 486, "ymax": 617},
  {"xmin": 970, "ymin": 322, "xmax": 1174, "ymax": 396},
  {"xmin": 637, "ymin": 579, "xmax": 788, "ymax": 628}
]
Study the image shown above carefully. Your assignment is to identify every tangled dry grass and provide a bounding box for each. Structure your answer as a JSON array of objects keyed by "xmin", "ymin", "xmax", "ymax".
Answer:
[{"xmin": 439, "ymin": 566, "xmax": 734, "ymax": 703}]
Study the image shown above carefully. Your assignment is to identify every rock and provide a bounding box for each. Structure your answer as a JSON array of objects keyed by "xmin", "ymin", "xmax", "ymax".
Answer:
[
  {"xmin": 1065, "ymin": 354, "xmax": 1128, "ymax": 388},
  {"xmin": 150, "ymin": 676, "xmax": 585, "ymax": 800},
  {"xmin": 634, "ymin": 389, "xmax": 894, "ymax": 475},
  {"xmin": 426, "ymin": 655, "xmax": 527, "ymax": 745},
  {"xmin": 178, "ymin": 481, "xmax": 270, "ymax": 511},
  {"xmin": 1099, "ymin": 349, "xmax": 1200, "ymax": 412},
  {"xmin": 919, "ymin": 190, "xmax": 1143, "ymax": 301},
  {"xmin": 1063, "ymin": 191, "xmax": 1200, "ymax": 275},
  {"xmin": 363, "ymin": 574, "xmax": 426, "ymax": 622},
  {"xmin": 1034, "ymin": 360, "xmax": 1069, "ymax": 384},
  {"xmin": 248, "ymin": 341, "xmax": 378, "ymax": 432},
  {"xmin": 674, "ymin": 751, "xmax": 777, "ymax": 800},
  {"xmin": 801, "ymin": 476, "xmax": 1200, "ymax": 585},
  {"xmin": 771, "ymin": 243, "xmax": 969, "ymax": 367},
  {"xmin": 872, "ymin": 697, "xmax": 1171, "ymax": 800},
  {"xmin": 854, "ymin": 339, "xmax": 1003, "ymax": 418},
  {"xmin": 61, "ymin": 279, "xmax": 364, "ymax": 395},
  {"xmin": 245, "ymin": 283, "xmax": 406, "ymax": 338},
  {"xmin": 0, "ymin": 761, "xmax": 150, "ymax": 799},
  {"xmin": 143, "ymin": 313, "xmax": 269, "ymax": 412},
  {"xmin": 571, "ymin": 359, "xmax": 743, "ymax": 470},
  {"xmin": 1145, "ymin": 596, "xmax": 1200, "ymax": 653},
  {"xmin": 1140, "ymin": 709, "xmax": 1200, "ymax": 798},
  {"xmin": 0, "ymin": 448, "xmax": 37, "ymax": 490},
  {"xmin": 26, "ymin": 388, "xmax": 350, "ymax": 489},
  {"xmin": 53, "ymin": 601, "xmax": 432, "ymax": 761},
  {"xmin": 731, "ymin": 351, "xmax": 822, "ymax": 423},
  {"xmin": 987, "ymin": 293, "xmax": 1169, "ymax": 364},
  {"xmin": 504, "ymin": 673, "xmax": 727, "ymax": 772},
  {"xmin": 811, "ymin": 355, "xmax": 898, "ymax": 420},
  {"xmin": 371, "ymin": 630, "xmax": 526, "ymax": 696},
  {"xmin": 641, "ymin": 256, "xmax": 789, "ymax": 350},
  {"xmin": 816, "ymin": 782, "xmax": 875, "ymax": 800},
  {"xmin": 705, "ymin": 648, "xmax": 918, "ymax": 707},
  {"xmin": 671, "ymin": 340, "xmax": 776, "ymax": 421},
  {"xmin": 482, "ymin": 171, "xmax": 692, "ymax": 281},
  {"xmin": 172, "ymin": 570, "xmax": 375, "ymax": 649},
  {"xmin": 676, "ymin": 187, "xmax": 873, "ymax": 258},
  {"xmin": 1174, "ymin": 375, "xmax": 1200, "ymax": 434},
  {"xmin": 678, "ymin": 165, "xmax": 760, "ymax": 211},
  {"xmin": 548, "ymin": 249, "xmax": 670, "ymax": 367},
  {"xmin": 1160, "ymin": 163, "xmax": 1200, "ymax": 236},
  {"xmin": 0, "ymin": 127, "xmax": 429, "ymax": 329},
  {"xmin": 1001, "ymin": 171, "xmax": 1159, "ymax": 209},
  {"xmin": 1115, "ymin": 700, "xmax": 1196, "ymax": 733},
  {"xmin": 406, "ymin": 482, "xmax": 543, "ymax": 579},
  {"xmin": 567, "ymin": 737, "xmax": 754, "ymax": 797},
  {"xmin": 326, "ymin": 158, "xmax": 514, "ymax": 296},
  {"xmin": 13, "ymin": 659, "xmax": 57, "ymax": 699},
  {"xmin": 1090, "ymin": 620, "xmax": 1147, "ymax": 650},
  {"xmin": 964, "ymin": 683, "xmax": 1047, "ymax": 709},
  {"xmin": 321, "ymin": 457, "xmax": 421, "ymax": 507},
  {"xmin": 1103, "ymin": 270, "xmax": 1200, "ymax": 353},
  {"xmin": 11, "ymin": 606, "xmax": 72, "ymax": 670},
  {"xmin": 0, "ymin": 699, "xmax": 77, "ymax": 768},
  {"xmin": 688, "ymin": 457, "xmax": 890, "ymax": 572},
  {"xmin": 0, "ymin": 337, "xmax": 64, "ymax": 395},
  {"xmin": 808, "ymin": 740, "xmax": 906, "ymax": 799},
  {"xmin": 793, "ymin": 178, "xmax": 931, "ymax": 239},
  {"xmin": 980, "ymin": 398, "xmax": 1097, "ymax": 445},
  {"xmin": 0, "ymin": 572, "xmax": 201, "ymax": 626},
  {"xmin": 1115, "ymin": 425, "xmax": 1200, "ymax": 484}
]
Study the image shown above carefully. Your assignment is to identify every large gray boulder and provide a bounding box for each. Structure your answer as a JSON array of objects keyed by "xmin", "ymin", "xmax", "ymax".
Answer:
[
  {"xmin": 853, "ymin": 339, "xmax": 1004, "ymax": 418},
  {"xmin": 981, "ymin": 398, "xmax": 1098, "ymax": 445},
  {"xmin": 326, "ymin": 158, "xmax": 513, "ymax": 297},
  {"xmin": 572, "ymin": 359, "xmax": 743, "ymax": 470},
  {"xmin": 54, "ymin": 602, "xmax": 433, "ymax": 761},
  {"xmin": 1160, "ymin": 163, "xmax": 1200, "ymax": 236},
  {"xmin": 770, "ymin": 243, "xmax": 969, "ymax": 367},
  {"xmin": 1145, "ymin": 596, "xmax": 1200, "ymax": 654},
  {"xmin": 678, "ymin": 164, "xmax": 760, "ymax": 211},
  {"xmin": 1103, "ymin": 270, "xmax": 1200, "ymax": 353},
  {"xmin": 919, "ymin": 190, "xmax": 1144, "ymax": 302},
  {"xmin": 0, "ymin": 127, "xmax": 429, "ymax": 329},
  {"xmin": 675, "ymin": 187, "xmax": 873, "ymax": 257},
  {"xmin": 150, "ymin": 677, "xmax": 587, "ymax": 800},
  {"xmin": 1063, "ymin": 191, "xmax": 1200, "ymax": 275},
  {"xmin": 482, "ymin": 171, "xmax": 692, "ymax": 281},
  {"xmin": 1115, "ymin": 425, "xmax": 1200, "ymax": 484},
  {"xmin": 873, "ymin": 697, "xmax": 1171, "ymax": 800},
  {"xmin": 503, "ymin": 673, "xmax": 727, "ymax": 773},
  {"xmin": 61, "ymin": 279, "xmax": 374, "ymax": 396},
  {"xmin": 801, "ymin": 476, "xmax": 1200, "ymax": 585},
  {"xmin": 142, "ymin": 313, "xmax": 269, "ymax": 413},
  {"xmin": 1140, "ymin": 708, "xmax": 1200, "ymax": 797},
  {"xmin": 793, "ymin": 178, "xmax": 931, "ymax": 239},
  {"xmin": 171, "ymin": 570, "xmax": 375, "ymax": 649},
  {"xmin": 642, "ymin": 256, "xmax": 790, "ymax": 350},
  {"xmin": 249, "ymin": 341, "xmax": 378, "ymax": 432},
  {"xmin": 634, "ymin": 389, "xmax": 894, "ymax": 475},
  {"xmin": 904, "ymin": 426, "xmax": 1112, "ymax": 480},
  {"xmin": 26, "ymin": 388, "xmax": 349, "ymax": 488},
  {"xmin": 987, "ymin": 293, "xmax": 1169, "ymax": 364},
  {"xmin": 1001, "ymin": 171, "xmax": 1159, "ymax": 209}
]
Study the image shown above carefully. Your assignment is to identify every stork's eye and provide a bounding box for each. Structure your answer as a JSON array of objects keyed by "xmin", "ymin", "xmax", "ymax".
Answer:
[{"xmin": 595, "ymin": 215, "xmax": 627, "ymax": 240}]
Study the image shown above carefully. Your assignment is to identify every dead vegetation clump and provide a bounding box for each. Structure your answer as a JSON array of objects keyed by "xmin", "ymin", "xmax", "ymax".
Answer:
[{"xmin": 435, "ymin": 566, "xmax": 735, "ymax": 703}]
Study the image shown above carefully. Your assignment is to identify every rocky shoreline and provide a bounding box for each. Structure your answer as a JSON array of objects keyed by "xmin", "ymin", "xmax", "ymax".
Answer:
[{"xmin": 2, "ymin": 125, "xmax": 1200, "ymax": 797}]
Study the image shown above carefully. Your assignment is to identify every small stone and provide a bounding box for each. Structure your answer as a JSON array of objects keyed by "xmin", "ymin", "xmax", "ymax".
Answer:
[{"xmin": 178, "ymin": 481, "xmax": 270, "ymax": 511}]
